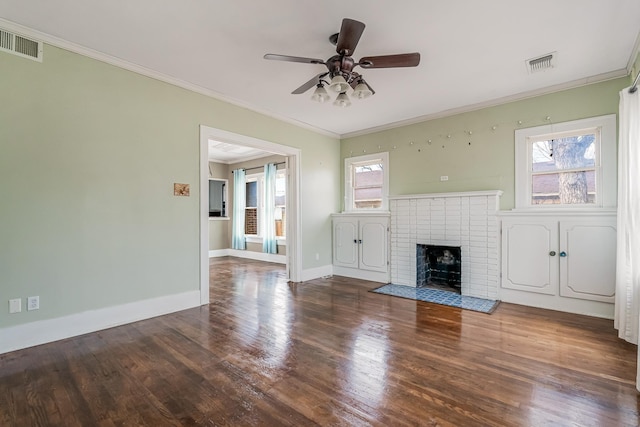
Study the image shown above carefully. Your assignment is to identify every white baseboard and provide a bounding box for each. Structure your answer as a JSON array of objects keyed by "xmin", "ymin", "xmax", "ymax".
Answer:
[
  {"xmin": 300, "ymin": 264, "xmax": 334, "ymax": 282},
  {"xmin": 332, "ymin": 266, "xmax": 390, "ymax": 284},
  {"xmin": 499, "ymin": 288, "xmax": 615, "ymax": 319},
  {"xmin": 209, "ymin": 249, "xmax": 230, "ymax": 258},
  {"xmin": 0, "ymin": 290, "xmax": 202, "ymax": 355},
  {"xmin": 225, "ymin": 248, "xmax": 286, "ymax": 264}
]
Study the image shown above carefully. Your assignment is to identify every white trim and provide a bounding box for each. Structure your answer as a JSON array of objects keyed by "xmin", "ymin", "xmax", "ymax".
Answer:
[
  {"xmin": 200, "ymin": 125, "xmax": 303, "ymax": 296},
  {"xmin": 344, "ymin": 152, "xmax": 389, "ymax": 212},
  {"xmin": 200, "ymin": 127, "xmax": 211, "ymax": 305},
  {"xmin": 0, "ymin": 18, "xmax": 338, "ymax": 140},
  {"xmin": 500, "ymin": 288, "xmax": 614, "ymax": 319},
  {"xmin": 389, "ymin": 190, "xmax": 504, "ymax": 200},
  {"xmin": 0, "ymin": 290, "xmax": 201, "ymax": 355},
  {"xmin": 514, "ymin": 114, "xmax": 617, "ymax": 210},
  {"xmin": 333, "ymin": 266, "xmax": 390, "ymax": 284},
  {"xmin": 300, "ymin": 264, "xmax": 334, "ymax": 282},
  {"xmin": 341, "ymin": 70, "xmax": 628, "ymax": 139},
  {"xmin": 209, "ymin": 249, "xmax": 230, "ymax": 258},
  {"xmin": 626, "ymin": 30, "xmax": 640, "ymax": 74},
  {"xmin": 227, "ymin": 249, "xmax": 286, "ymax": 264}
]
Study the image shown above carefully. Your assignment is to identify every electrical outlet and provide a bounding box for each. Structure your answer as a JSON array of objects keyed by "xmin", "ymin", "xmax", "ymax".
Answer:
[
  {"xmin": 27, "ymin": 296, "xmax": 39, "ymax": 311},
  {"xmin": 9, "ymin": 298, "xmax": 21, "ymax": 314},
  {"xmin": 440, "ymin": 176, "xmax": 449, "ymax": 181},
  {"xmin": 315, "ymin": 253, "xmax": 320, "ymax": 261}
]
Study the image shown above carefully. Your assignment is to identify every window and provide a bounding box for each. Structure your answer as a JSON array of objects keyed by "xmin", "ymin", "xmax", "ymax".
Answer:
[
  {"xmin": 275, "ymin": 171, "xmax": 286, "ymax": 237},
  {"xmin": 244, "ymin": 170, "xmax": 287, "ymax": 239},
  {"xmin": 208, "ymin": 179, "xmax": 228, "ymax": 218},
  {"xmin": 514, "ymin": 114, "xmax": 616, "ymax": 209},
  {"xmin": 345, "ymin": 152, "xmax": 389, "ymax": 211},
  {"xmin": 245, "ymin": 179, "xmax": 258, "ymax": 235}
]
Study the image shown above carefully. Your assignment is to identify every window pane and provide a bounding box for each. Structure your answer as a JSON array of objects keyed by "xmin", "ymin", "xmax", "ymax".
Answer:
[
  {"xmin": 531, "ymin": 171, "xmax": 595, "ymax": 205},
  {"xmin": 275, "ymin": 207, "xmax": 285, "ymax": 237},
  {"xmin": 354, "ymin": 187, "xmax": 382, "ymax": 202},
  {"xmin": 531, "ymin": 134, "xmax": 595, "ymax": 172},
  {"xmin": 354, "ymin": 163, "xmax": 383, "ymax": 187},
  {"xmin": 245, "ymin": 208, "xmax": 258, "ymax": 234},
  {"xmin": 245, "ymin": 181, "xmax": 257, "ymax": 207}
]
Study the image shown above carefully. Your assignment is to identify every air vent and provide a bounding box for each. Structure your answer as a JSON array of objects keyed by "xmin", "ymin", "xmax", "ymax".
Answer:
[
  {"xmin": 526, "ymin": 52, "xmax": 556, "ymax": 74},
  {"xmin": 0, "ymin": 28, "xmax": 42, "ymax": 62}
]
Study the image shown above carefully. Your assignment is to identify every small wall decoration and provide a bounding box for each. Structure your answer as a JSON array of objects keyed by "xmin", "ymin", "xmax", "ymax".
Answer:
[{"xmin": 174, "ymin": 183, "xmax": 190, "ymax": 196}]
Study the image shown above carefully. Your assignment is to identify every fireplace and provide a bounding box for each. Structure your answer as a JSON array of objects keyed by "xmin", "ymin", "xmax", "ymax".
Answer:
[{"xmin": 417, "ymin": 244, "xmax": 462, "ymax": 293}]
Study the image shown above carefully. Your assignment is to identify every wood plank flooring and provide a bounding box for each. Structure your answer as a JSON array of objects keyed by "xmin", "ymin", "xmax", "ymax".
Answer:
[{"xmin": 1, "ymin": 256, "xmax": 638, "ymax": 426}]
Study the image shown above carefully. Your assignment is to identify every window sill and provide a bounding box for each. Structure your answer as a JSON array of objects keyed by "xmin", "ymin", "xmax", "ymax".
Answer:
[
  {"xmin": 209, "ymin": 217, "xmax": 230, "ymax": 221},
  {"xmin": 245, "ymin": 236, "xmax": 287, "ymax": 246}
]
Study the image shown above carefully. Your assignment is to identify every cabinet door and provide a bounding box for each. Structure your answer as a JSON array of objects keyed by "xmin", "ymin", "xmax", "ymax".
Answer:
[
  {"xmin": 359, "ymin": 217, "xmax": 388, "ymax": 273},
  {"xmin": 502, "ymin": 219, "xmax": 559, "ymax": 295},
  {"xmin": 559, "ymin": 219, "xmax": 616, "ymax": 302},
  {"xmin": 333, "ymin": 218, "xmax": 358, "ymax": 267}
]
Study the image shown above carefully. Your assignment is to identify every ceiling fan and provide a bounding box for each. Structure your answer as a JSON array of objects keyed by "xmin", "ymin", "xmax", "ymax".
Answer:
[{"xmin": 264, "ymin": 18, "xmax": 420, "ymax": 107}]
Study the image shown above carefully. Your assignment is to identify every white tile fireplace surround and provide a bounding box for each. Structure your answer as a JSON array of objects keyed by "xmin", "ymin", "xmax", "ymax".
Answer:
[{"xmin": 389, "ymin": 191, "xmax": 502, "ymax": 300}]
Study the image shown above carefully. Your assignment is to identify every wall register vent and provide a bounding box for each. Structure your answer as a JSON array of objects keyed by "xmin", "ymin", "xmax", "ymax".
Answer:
[
  {"xmin": 526, "ymin": 52, "xmax": 556, "ymax": 74},
  {"xmin": 0, "ymin": 28, "xmax": 43, "ymax": 62}
]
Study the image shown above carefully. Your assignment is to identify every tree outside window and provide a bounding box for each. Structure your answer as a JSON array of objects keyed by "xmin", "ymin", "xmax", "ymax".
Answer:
[{"xmin": 530, "ymin": 132, "xmax": 596, "ymax": 205}]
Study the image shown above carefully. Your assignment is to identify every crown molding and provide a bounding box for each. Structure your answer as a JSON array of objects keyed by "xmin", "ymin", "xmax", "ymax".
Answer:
[
  {"xmin": 0, "ymin": 18, "xmax": 339, "ymax": 140},
  {"xmin": 626, "ymin": 29, "xmax": 640, "ymax": 74},
  {"xmin": 340, "ymin": 69, "xmax": 628, "ymax": 139}
]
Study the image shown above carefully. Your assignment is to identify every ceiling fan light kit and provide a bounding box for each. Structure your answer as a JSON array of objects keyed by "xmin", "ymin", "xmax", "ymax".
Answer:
[
  {"xmin": 333, "ymin": 92, "xmax": 352, "ymax": 108},
  {"xmin": 311, "ymin": 84, "xmax": 331, "ymax": 103},
  {"xmin": 264, "ymin": 18, "xmax": 420, "ymax": 108},
  {"xmin": 352, "ymin": 81, "xmax": 373, "ymax": 99},
  {"xmin": 329, "ymin": 75, "xmax": 350, "ymax": 93}
]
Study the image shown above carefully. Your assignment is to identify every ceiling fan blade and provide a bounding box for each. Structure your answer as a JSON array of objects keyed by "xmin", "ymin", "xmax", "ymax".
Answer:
[
  {"xmin": 336, "ymin": 18, "xmax": 365, "ymax": 56},
  {"xmin": 358, "ymin": 53, "xmax": 421, "ymax": 68},
  {"xmin": 291, "ymin": 73, "xmax": 326, "ymax": 94},
  {"xmin": 264, "ymin": 54, "xmax": 325, "ymax": 65}
]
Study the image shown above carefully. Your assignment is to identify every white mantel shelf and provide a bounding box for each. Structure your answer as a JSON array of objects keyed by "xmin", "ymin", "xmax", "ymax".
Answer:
[{"xmin": 389, "ymin": 190, "xmax": 503, "ymax": 200}]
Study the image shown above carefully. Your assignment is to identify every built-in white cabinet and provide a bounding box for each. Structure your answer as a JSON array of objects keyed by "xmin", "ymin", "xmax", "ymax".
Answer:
[
  {"xmin": 500, "ymin": 212, "xmax": 616, "ymax": 317},
  {"xmin": 332, "ymin": 214, "xmax": 389, "ymax": 283}
]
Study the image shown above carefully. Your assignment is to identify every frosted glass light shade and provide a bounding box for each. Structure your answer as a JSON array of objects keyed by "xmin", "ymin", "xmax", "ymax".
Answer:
[
  {"xmin": 333, "ymin": 92, "xmax": 351, "ymax": 108},
  {"xmin": 310, "ymin": 85, "xmax": 331, "ymax": 103},
  {"xmin": 352, "ymin": 82, "xmax": 372, "ymax": 99},
  {"xmin": 329, "ymin": 75, "xmax": 350, "ymax": 93}
]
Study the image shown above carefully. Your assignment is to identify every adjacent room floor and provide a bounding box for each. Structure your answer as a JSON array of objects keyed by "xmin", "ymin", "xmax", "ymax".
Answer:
[{"xmin": 1, "ymin": 256, "xmax": 638, "ymax": 426}]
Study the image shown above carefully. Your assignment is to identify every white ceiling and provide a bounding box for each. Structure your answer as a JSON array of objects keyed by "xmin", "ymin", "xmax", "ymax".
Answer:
[
  {"xmin": 1, "ymin": 1, "xmax": 639, "ymax": 138},
  {"xmin": 208, "ymin": 139, "xmax": 273, "ymax": 163}
]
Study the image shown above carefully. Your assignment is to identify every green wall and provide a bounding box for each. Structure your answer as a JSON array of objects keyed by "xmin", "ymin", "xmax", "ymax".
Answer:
[
  {"xmin": 0, "ymin": 45, "xmax": 340, "ymax": 328},
  {"xmin": 341, "ymin": 78, "xmax": 628, "ymax": 210}
]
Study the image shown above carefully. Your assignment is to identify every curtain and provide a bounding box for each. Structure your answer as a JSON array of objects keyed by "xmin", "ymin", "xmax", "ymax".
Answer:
[
  {"xmin": 262, "ymin": 163, "xmax": 277, "ymax": 254},
  {"xmin": 232, "ymin": 169, "xmax": 246, "ymax": 250},
  {"xmin": 614, "ymin": 85, "xmax": 640, "ymax": 389}
]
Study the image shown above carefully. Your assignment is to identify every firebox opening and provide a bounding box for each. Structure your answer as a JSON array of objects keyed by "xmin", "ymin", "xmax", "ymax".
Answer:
[{"xmin": 417, "ymin": 244, "xmax": 462, "ymax": 293}]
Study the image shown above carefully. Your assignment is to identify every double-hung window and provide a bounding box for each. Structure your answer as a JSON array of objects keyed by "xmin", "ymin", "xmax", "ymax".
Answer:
[
  {"xmin": 514, "ymin": 114, "xmax": 616, "ymax": 209},
  {"xmin": 244, "ymin": 170, "xmax": 287, "ymax": 239},
  {"xmin": 344, "ymin": 152, "xmax": 389, "ymax": 211}
]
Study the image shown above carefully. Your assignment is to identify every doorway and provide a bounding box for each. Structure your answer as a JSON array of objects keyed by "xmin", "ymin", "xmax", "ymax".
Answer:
[{"xmin": 199, "ymin": 125, "xmax": 302, "ymax": 305}]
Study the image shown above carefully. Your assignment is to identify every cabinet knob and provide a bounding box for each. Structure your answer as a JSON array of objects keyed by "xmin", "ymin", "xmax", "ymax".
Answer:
[
  {"xmin": 549, "ymin": 251, "xmax": 556, "ymax": 256},
  {"xmin": 560, "ymin": 251, "xmax": 567, "ymax": 257},
  {"xmin": 353, "ymin": 239, "xmax": 358, "ymax": 244},
  {"xmin": 358, "ymin": 239, "xmax": 363, "ymax": 244}
]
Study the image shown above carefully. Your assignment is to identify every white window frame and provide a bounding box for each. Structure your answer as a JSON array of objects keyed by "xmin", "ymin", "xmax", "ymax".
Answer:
[
  {"xmin": 344, "ymin": 152, "xmax": 389, "ymax": 212},
  {"xmin": 244, "ymin": 170, "xmax": 287, "ymax": 245},
  {"xmin": 514, "ymin": 114, "xmax": 616, "ymax": 210}
]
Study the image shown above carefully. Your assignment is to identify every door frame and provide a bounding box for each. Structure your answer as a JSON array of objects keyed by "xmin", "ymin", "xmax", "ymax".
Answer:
[{"xmin": 199, "ymin": 125, "xmax": 302, "ymax": 304}]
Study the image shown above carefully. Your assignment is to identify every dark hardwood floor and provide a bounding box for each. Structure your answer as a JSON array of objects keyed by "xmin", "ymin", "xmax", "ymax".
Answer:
[{"xmin": 1, "ymin": 256, "xmax": 638, "ymax": 426}]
